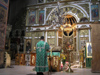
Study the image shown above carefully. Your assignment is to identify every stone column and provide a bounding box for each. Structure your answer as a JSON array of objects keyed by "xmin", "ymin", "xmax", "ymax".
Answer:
[
  {"xmin": 62, "ymin": 31, "xmax": 63, "ymax": 48},
  {"xmin": 76, "ymin": 29, "xmax": 79, "ymax": 62},
  {"xmin": 57, "ymin": 31, "xmax": 58, "ymax": 46},
  {"xmin": 32, "ymin": 32, "xmax": 35, "ymax": 51},
  {"xmin": 55, "ymin": 30, "xmax": 58, "ymax": 46},
  {"xmin": 45, "ymin": 31, "xmax": 47, "ymax": 42},
  {"xmin": 89, "ymin": 29, "xmax": 91, "ymax": 42},
  {"xmin": 24, "ymin": 38, "xmax": 26, "ymax": 53}
]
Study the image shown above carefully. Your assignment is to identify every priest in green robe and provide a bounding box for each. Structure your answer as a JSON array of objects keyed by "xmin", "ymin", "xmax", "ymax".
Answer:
[{"xmin": 36, "ymin": 36, "xmax": 50, "ymax": 75}]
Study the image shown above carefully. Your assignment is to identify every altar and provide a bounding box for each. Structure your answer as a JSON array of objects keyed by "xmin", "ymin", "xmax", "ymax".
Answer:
[{"xmin": 47, "ymin": 46, "xmax": 61, "ymax": 72}]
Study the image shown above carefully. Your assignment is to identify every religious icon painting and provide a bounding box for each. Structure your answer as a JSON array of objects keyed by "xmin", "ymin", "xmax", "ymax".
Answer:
[
  {"xmin": 39, "ymin": 10, "xmax": 44, "ymax": 24},
  {"xmin": 28, "ymin": 11, "xmax": 36, "ymax": 25},
  {"xmin": 19, "ymin": 54, "xmax": 25, "ymax": 65},
  {"xmin": 25, "ymin": 54, "xmax": 31, "ymax": 66},
  {"xmin": 30, "ymin": 53, "xmax": 36, "ymax": 66},
  {"xmin": 26, "ymin": 39, "xmax": 31, "ymax": 53},
  {"xmin": 53, "ymin": 56, "xmax": 58, "ymax": 67},
  {"xmin": 86, "ymin": 42, "xmax": 92, "ymax": 58},
  {"xmin": 91, "ymin": 4, "xmax": 99, "ymax": 20}
]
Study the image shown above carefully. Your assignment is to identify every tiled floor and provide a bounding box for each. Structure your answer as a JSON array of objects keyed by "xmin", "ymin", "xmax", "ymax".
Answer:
[{"xmin": 0, "ymin": 65, "xmax": 100, "ymax": 75}]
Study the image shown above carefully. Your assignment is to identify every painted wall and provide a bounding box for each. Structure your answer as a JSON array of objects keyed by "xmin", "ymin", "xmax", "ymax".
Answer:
[
  {"xmin": 0, "ymin": 0, "xmax": 9, "ymax": 50},
  {"xmin": 8, "ymin": 0, "xmax": 27, "ymax": 25},
  {"xmin": 8, "ymin": 0, "xmax": 37, "ymax": 25},
  {"xmin": 0, "ymin": 0, "xmax": 9, "ymax": 68},
  {"xmin": 91, "ymin": 23, "xmax": 100, "ymax": 72}
]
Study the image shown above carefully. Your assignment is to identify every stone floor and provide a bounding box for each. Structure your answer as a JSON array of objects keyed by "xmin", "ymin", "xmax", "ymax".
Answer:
[{"xmin": 0, "ymin": 65, "xmax": 100, "ymax": 75}]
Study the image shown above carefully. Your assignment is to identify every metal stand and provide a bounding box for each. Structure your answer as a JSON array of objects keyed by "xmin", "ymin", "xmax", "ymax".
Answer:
[
  {"xmin": 49, "ymin": 50, "xmax": 52, "ymax": 75},
  {"xmin": 66, "ymin": 49, "xmax": 73, "ymax": 73}
]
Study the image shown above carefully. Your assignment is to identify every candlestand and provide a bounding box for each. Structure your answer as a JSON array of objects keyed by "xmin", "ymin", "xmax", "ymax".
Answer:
[{"xmin": 66, "ymin": 49, "xmax": 73, "ymax": 73}]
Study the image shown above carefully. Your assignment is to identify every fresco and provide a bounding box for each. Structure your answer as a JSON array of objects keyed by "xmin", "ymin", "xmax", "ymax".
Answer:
[
  {"xmin": 39, "ymin": 10, "xmax": 44, "ymax": 24},
  {"xmin": 0, "ymin": 0, "xmax": 8, "ymax": 49},
  {"xmin": 91, "ymin": 4, "xmax": 99, "ymax": 20},
  {"xmin": 28, "ymin": 11, "xmax": 36, "ymax": 25}
]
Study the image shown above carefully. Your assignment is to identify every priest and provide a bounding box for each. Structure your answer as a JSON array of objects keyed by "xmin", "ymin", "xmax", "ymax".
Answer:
[{"xmin": 35, "ymin": 36, "xmax": 50, "ymax": 75}]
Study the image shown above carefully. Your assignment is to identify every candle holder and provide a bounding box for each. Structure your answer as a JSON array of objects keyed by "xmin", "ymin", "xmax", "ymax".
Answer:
[{"xmin": 66, "ymin": 49, "xmax": 73, "ymax": 73}]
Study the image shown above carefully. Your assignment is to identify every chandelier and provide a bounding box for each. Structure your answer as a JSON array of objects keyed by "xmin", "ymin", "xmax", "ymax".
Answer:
[
  {"xmin": 60, "ymin": 14, "xmax": 76, "ymax": 36},
  {"xmin": 48, "ymin": 2, "xmax": 77, "ymax": 36}
]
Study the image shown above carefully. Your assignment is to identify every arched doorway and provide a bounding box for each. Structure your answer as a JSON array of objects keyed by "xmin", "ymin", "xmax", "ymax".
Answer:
[{"xmin": 58, "ymin": 15, "xmax": 77, "ymax": 63}]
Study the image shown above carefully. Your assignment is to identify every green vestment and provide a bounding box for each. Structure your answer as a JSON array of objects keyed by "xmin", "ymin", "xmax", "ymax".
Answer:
[{"xmin": 35, "ymin": 40, "xmax": 49, "ymax": 72}]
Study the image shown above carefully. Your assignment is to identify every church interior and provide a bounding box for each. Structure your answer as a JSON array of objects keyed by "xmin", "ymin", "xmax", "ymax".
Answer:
[{"xmin": 0, "ymin": 0, "xmax": 100, "ymax": 75}]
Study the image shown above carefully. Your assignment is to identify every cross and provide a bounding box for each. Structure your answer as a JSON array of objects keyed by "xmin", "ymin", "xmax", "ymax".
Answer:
[{"xmin": 39, "ymin": 48, "xmax": 41, "ymax": 52}]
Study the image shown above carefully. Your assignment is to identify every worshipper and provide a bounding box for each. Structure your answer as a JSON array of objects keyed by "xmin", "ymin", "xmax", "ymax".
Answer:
[{"xmin": 36, "ymin": 36, "xmax": 50, "ymax": 75}]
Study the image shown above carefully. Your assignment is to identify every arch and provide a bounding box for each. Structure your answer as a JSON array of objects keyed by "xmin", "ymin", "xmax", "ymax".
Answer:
[
  {"xmin": 46, "ymin": 7, "xmax": 57, "ymax": 21},
  {"xmin": 46, "ymin": 4, "xmax": 89, "ymax": 24},
  {"xmin": 64, "ymin": 12, "xmax": 80, "ymax": 22},
  {"xmin": 62, "ymin": 4, "xmax": 89, "ymax": 18}
]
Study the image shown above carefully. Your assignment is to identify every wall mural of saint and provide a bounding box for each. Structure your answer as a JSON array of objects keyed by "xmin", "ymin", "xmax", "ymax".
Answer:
[
  {"xmin": 0, "ymin": 2, "xmax": 8, "ymax": 49},
  {"xmin": 86, "ymin": 42, "xmax": 92, "ymax": 58},
  {"xmin": 28, "ymin": 11, "xmax": 36, "ymax": 25},
  {"xmin": 0, "ymin": 0, "xmax": 9, "ymax": 67},
  {"xmin": 39, "ymin": 10, "xmax": 44, "ymax": 24},
  {"xmin": 91, "ymin": 4, "xmax": 99, "ymax": 20},
  {"xmin": 26, "ymin": 40, "xmax": 31, "ymax": 53}
]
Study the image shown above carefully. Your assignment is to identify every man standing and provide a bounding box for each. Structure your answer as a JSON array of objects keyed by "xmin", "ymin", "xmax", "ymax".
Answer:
[{"xmin": 36, "ymin": 36, "xmax": 49, "ymax": 75}]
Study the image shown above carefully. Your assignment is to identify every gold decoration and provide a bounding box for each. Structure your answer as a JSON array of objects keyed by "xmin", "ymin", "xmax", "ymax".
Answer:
[
  {"xmin": 47, "ymin": 31, "xmax": 55, "ymax": 36},
  {"xmin": 72, "ymin": 8, "xmax": 77, "ymax": 13},
  {"xmin": 78, "ymin": 13, "xmax": 83, "ymax": 18},
  {"xmin": 47, "ymin": 38, "xmax": 55, "ymax": 45},
  {"xmin": 32, "ymin": 55, "xmax": 35, "ymax": 64},
  {"xmin": 25, "ymin": 32, "xmax": 32, "ymax": 37},
  {"xmin": 53, "ymin": 56, "xmax": 58, "ymax": 67}
]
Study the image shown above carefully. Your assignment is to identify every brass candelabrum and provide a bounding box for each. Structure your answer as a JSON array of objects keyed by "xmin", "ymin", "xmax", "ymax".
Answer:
[{"xmin": 66, "ymin": 49, "xmax": 73, "ymax": 73}]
